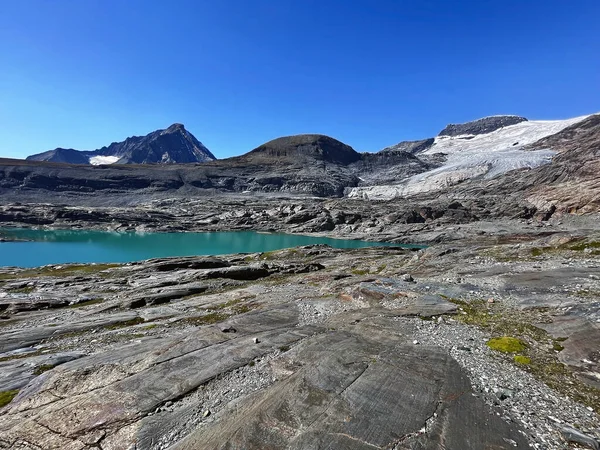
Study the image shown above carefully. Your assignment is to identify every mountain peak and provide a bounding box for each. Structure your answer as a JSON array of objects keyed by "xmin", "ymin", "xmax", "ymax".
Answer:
[
  {"xmin": 165, "ymin": 123, "xmax": 186, "ymax": 133},
  {"xmin": 27, "ymin": 125, "xmax": 215, "ymax": 165},
  {"xmin": 245, "ymin": 134, "xmax": 361, "ymax": 165}
]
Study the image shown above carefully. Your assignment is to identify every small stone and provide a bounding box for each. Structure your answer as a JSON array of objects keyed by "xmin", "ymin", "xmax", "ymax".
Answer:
[
  {"xmin": 488, "ymin": 298, "xmax": 495, "ymax": 303},
  {"xmin": 413, "ymin": 340, "xmax": 419, "ymax": 345},
  {"xmin": 496, "ymin": 388, "xmax": 514, "ymax": 401},
  {"xmin": 253, "ymin": 337, "xmax": 260, "ymax": 344},
  {"xmin": 203, "ymin": 410, "xmax": 211, "ymax": 418},
  {"xmin": 165, "ymin": 401, "xmax": 173, "ymax": 407},
  {"xmin": 401, "ymin": 273, "xmax": 414, "ymax": 282},
  {"xmin": 221, "ymin": 326, "xmax": 237, "ymax": 333}
]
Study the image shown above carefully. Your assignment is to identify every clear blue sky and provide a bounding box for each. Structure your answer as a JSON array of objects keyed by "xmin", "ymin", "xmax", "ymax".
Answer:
[{"xmin": 1, "ymin": 0, "xmax": 598, "ymax": 159}]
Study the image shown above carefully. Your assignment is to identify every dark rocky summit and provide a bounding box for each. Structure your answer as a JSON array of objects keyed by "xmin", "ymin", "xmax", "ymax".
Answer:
[
  {"xmin": 379, "ymin": 138, "xmax": 435, "ymax": 154},
  {"xmin": 27, "ymin": 123, "xmax": 216, "ymax": 165},
  {"xmin": 242, "ymin": 134, "xmax": 362, "ymax": 165},
  {"xmin": 438, "ymin": 115, "xmax": 528, "ymax": 137},
  {"xmin": 25, "ymin": 147, "xmax": 92, "ymax": 165}
]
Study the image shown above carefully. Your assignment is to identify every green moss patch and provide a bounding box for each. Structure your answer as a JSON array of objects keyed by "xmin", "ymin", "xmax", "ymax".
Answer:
[
  {"xmin": 514, "ymin": 355, "xmax": 531, "ymax": 365},
  {"xmin": 552, "ymin": 342, "xmax": 565, "ymax": 352},
  {"xmin": 0, "ymin": 390, "xmax": 19, "ymax": 408},
  {"xmin": 0, "ymin": 263, "xmax": 120, "ymax": 281},
  {"xmin": 7, "ymin": 286, "xmax": 35, "ymax": 294},
  {"xmin": 351, "ymin": 269, "xmax": 369, "ymax": 276},
  {"xmin": 210, "ymin": 298, "xmax": 242, "ymax": 310},
  {"xmin": 529, "ymin": 240, "xmax": 600, "ymax": 257},
  {"xmin": 181, "ymin": 298, "xmax": 259, "ymax": 327},
  {"xmin": 487, "ymin": 336, "xmax": 526, "ymax": 353},
  {"xmin": 0, "ymin": 350, "xmax": 44, "ymax": 363},
  {"xmin": 568, "ymin": 240, "xmax": 600, "ymax": 251},
  {"xmin": 258, "ymin": 248, "xmax": 301, "ymax": 261}
]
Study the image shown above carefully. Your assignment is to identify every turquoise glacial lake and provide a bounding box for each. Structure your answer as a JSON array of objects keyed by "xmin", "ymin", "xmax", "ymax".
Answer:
[{"xmin": 0, "ymin": 229, "xmax": 421, "ymax": 268}]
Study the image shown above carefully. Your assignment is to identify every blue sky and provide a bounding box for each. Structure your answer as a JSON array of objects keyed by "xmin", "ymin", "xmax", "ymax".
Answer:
[{"xmin": 1, "ymin": 0, "xmax": 598, "ymax": 159}]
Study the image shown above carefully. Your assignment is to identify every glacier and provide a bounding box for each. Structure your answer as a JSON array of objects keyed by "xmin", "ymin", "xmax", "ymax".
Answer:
[{"xmin": 348, "ymin": 115, "xmax": 590, "ymax": 200}]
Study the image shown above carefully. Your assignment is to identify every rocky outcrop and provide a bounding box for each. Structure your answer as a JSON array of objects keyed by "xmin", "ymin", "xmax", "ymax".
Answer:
[
  {"xmin": 379, "ymin": 138, "xmax": 435, "ymax": 154},
  {"xmin": 438, "ymin": 115, "xmax": 528, "ymax": 136},
  {"xmin": 350, "ymin": 149, "xmax": 436, "ymax": 186},
  {"xmin": 27, "ymin": 123, "xmax": 216, "ymax": 165}
]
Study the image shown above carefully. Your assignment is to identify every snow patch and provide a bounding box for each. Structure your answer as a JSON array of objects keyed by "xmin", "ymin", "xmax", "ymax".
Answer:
[
  {"xmin": 89, "ymin": 156, "xmax": 120, "ymax": 165},
  {"xmin": 348, "ymin": 114, "xmax": 590, "ymax": 200}
]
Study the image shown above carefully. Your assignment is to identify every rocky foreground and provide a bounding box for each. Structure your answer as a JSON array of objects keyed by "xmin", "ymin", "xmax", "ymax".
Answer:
[{"xmin": 1, "ymin": 215, "xmax": 599, "ymax": 449}]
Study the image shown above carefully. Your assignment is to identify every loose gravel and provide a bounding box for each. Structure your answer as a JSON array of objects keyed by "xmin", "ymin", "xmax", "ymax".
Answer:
[{"xmin": 403, "ymin": 316, "xmax": 599, "ymax": 450}]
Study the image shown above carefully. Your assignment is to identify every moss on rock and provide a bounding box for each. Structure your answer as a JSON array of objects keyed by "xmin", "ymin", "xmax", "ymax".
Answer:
[
  {"xmin": 487, "ymin": 336, "xmax": 526, "ymax": 353},
  {"xmin": 0, "ymin": 390, "xmax": 19, "ymax": 408},
  {"xmin": 514, "ymin": 355, "xmax": 531, "ymax": 365}
]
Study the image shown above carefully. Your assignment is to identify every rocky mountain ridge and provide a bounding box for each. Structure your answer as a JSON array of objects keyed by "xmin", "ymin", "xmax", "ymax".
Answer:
[
  {"xmin": 2, "ymin": 133, "xmax": 439, "ymax": 200},
  {"xmin": 26, "ymin": 123, "xmax": 216, "ymax": 165},
  {"xmin": 1, "ymin": 113, "xmax": 597, "ymax": 216}
]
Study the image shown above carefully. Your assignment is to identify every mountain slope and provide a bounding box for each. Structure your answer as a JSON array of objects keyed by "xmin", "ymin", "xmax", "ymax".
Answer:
[
  {"xmin": 403, "ymin": 113, "xmax": 600, "ymax": 217},
  {"xmin": 26, "ymin": 124, "xmax": 216, "ymax": 165},
  {"xmin": 348, "ymin": 114, "xmax": 592, "ymax": 199},
  {"xmin": 508, "ymin": 114, "xmax": 600, "ymax": 213}
]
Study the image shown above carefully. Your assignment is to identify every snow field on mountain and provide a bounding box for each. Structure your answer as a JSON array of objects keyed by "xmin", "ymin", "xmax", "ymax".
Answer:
[{"xmin": 348, "ymin": 115, "xmax": 590, "ymax": 200}]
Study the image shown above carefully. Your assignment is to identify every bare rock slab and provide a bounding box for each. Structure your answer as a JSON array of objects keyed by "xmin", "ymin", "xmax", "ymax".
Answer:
[{"xmin": 173, "ymin": 329, "xmax": 530, "ymax": 450}]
